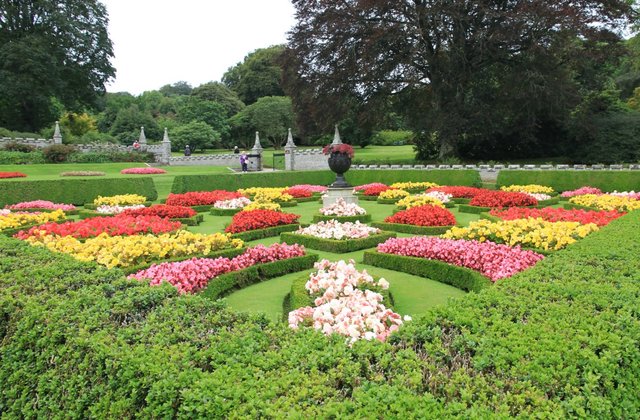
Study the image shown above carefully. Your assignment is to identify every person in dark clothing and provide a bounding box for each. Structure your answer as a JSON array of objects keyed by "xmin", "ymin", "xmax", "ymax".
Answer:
[
  {"xmin": 184, "ymin": 145, "xmax": 191, "ymax": 156},
  {"xmin": 240, "ymin": 151, "xmax": 248, "ymax": 172}
]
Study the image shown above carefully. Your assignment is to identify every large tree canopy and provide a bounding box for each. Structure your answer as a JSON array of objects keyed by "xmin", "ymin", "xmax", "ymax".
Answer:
[
  {"xmin": 284, "ymin": 0, "xmax": 637, "ymax": 158},
  {"xmin": 0, "ymin": 0, "xmax": 115, "ymax": 132}
]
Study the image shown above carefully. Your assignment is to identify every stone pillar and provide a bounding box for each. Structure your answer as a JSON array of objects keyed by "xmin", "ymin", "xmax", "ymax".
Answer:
[
  {"xmin": 160, "ymin": 127, "xmax": 172, "ymax": 165},
  {"xmin": 138, "ymin": 126, "xmax": 147, "ymax": 151},
  {"xmin": 53, "ymin": 121, "xmax": 62, "ymax": 144},
  {"xmin": 284, "ymin": 128, "xmax": 296, "ymax": 171},
  {"xmin": 331, "ymin": 124, "xmax": 342, "ymax": 145},
  {"xmin": 249, "ymin": 131, "xmax": 263, "ymax": 171}
]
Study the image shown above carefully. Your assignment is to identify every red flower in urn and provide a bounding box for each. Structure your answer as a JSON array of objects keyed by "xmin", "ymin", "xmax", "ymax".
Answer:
[{"xmin": 322, "ymin": 143, "xmax": 354, "ymax": 158}]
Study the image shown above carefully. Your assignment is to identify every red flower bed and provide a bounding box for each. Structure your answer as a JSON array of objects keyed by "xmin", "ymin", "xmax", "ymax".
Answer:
[
  {"xmin": 283, "ymin": 186, "xmax": 313, "ymax": 198},
  {"xmin": 385, "ymin": 205, "xmax": 456, "ymax": 226},
  {"xmin": 363, "ymin": 185, "xmax": 392, "ymax": 196},
  {"xmin": 123, "ymin": 204, "xmax": 196, "ymax": 219},
  {"xmin": 489, "ymin": 207, "xmax": 624, "ymax": 227},
  {"xmin": 15, "ymin": 214, "xmax": 182, "ymax": 240},
  {"xmin": 120, "ymin": 167, "xmax": 167, "ymax": 174},
  {"xmin": 225, "ymin": 209, "xmax": 300, "ymax": 233},
  {"xmin": 0, "ymin": 172, "xmax": 27, "ymax": 179},
  {"xmin": 166, "ymin": 190, "xmax": 244, "ymax": 206},
  {"xmin": 426, "ymin": 186, "xmax": 486, "ymax": 198},
  {"xmin": 470, "ymin": 191, "xmax": 538, "ymax": 207}
]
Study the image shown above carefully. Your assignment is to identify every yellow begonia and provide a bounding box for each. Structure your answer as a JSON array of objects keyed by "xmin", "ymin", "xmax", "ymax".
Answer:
[
  {"xmin": 0, "ymin": 209, "xmax": 66, "ymax": 231},
  {"xmin": 396, "ymin": 195, "xmax": 445, "ymax": 209},
  {"xmin": 253, "ymin": 190, "xmax": 293, "ymax": 203},
  {"xmin": 442, "ymin": 218, "xmax": 599, "ymax": 250},
  {"xmin": 238, "ymin": 187, "xmax": 286, "ymax": 196},
  {"xmin": 378, "ymin": 189, "xmax": 410, "ymax": 200},
  {"xmin": 24, "ymin": 230, "xmax": 243, "ymax": 269},
  {"xmin": 500, "ymin": 184, "xmax": 555, "ymax": 194},
  {"xmin": 93, "ymin": 194, "xmax": 146, "ymax": 206},
  {"xmin": 243, "ymin": 201, "xmax": 282, "ymax": 212},
  {"xmin": 569, "ymin": 194, "xmax": 640, "ymax": 212},
  {"xmin": 390, "ymin": 182, "xmax": 439, "ymax": 191}
]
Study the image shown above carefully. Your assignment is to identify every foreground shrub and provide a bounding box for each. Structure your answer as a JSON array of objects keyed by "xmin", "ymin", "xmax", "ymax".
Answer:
[
  {"xmin": 470, "ymin": 190, "xmax": 538, "ymax": 207},
  {"xmin": 0, "ymin": 171, "xmax": 27, "ymax": 179},
  {"xmin": 489, "ymin": 207, "xmax": 624, "ymax": 227},
  {"xmin": 42, "ymin": 144, "xmax": 76, "ymax": 163},
  {"xmin": 385, "ymin": 205, "xmax": 456, "ymax": 227},
  {"xmin": 225, "ymin": 209, "xmax": 300, "ymax": 234}
]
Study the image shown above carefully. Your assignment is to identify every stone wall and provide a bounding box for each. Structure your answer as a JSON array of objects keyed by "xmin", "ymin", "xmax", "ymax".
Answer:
[
  {"xmin": 290, "ymin": 149, "xmax": 329, "ymax": 170},
  {"xmin": 170, "ymin": 153, "xmax": 243, "ymax": 168},
  {"xmin": 0, "ymin": 137, "xmax": 54, "ymax": 149}
]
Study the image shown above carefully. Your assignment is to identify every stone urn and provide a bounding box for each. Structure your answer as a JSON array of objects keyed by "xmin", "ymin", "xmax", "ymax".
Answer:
[{"xmin": 328, "ymin": 152, "xmax": 352, "ymax": 188}]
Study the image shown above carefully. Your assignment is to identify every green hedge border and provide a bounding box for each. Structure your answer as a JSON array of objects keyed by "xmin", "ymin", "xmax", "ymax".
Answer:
[
  {"xmin": 312, "ymin": 214, "xmax": 372, "ymax": 223},
  {"xmin": 293, "ymin": 196, "xmax": 320, "ymax": 203},
  {"xmin": 563, "ymin": 203, "xmax": 598, "ymax": 211},
  {"xmin": 370, "ymin": 222, "xmax": 454, "ymax": 235},
  {"xmin": 363, "ymin": 251, "xmax": 492, "ymax": 292},
  {"xmin": 279, "ymin": 231, "xmax": 396, "ymax": 253},
  {"xmin": 201, "ymin": 253, "xmax": 319, "ymax": 300},
  {"xmin": 210, "ymin": 207, "xmax": 242, "ymax": 216},
  {"xmin": 496, "ymin": 170, "xmax": 640, "ymax": 192},
  {"xmin": 452, "ymin": 197, "xmax": 471, "ymax": 204},
  {"xmin": 358, "ymin": 195, "xmax": 379, "ymax": 201},
  {"xmin": 230, "ymin": 224, "xmax": 300, "ymax": 242}
]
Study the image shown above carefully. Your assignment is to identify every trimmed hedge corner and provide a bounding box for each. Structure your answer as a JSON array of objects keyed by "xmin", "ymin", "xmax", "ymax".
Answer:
[
  {"xmin": 497, "ymin": 170, "xmax": 640, "ymax": 192},
  {"xmin": 210, "ymin": 207, "xmax": 243, "ymax": 216},
  {"xmin": 230, "ymin": 224, "xmax": 300, "ymax": 242},
  {"xmin": 280, "ymin": 231, "xmax": 396, "ymax": 253},
  {"xmin": 370, "ymin": 222, "xmax": 453, "ymax": 235},
  {"xmin": 0, "ymin": 177, "xmax": 157, "ymax": 207}
]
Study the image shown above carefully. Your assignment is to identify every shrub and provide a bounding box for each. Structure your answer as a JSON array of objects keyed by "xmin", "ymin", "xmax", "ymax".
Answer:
[
  {"xmin": 1, "ymin": 141, "xmax": 36, "ymax": 153},
  {"xmin": 0, "ymin": 150, "xmax": 45, "ymax": 164},
  {"xmin": 497, "ymin": 170, "xmax": 640, "ymax": 193},
  {"xmin": 42, "ymin": 144, "xmax": 76, "ymax": 163},
  {"xmin": 280, "ymin": 230, "xmax": 396, "ymax": 253}
]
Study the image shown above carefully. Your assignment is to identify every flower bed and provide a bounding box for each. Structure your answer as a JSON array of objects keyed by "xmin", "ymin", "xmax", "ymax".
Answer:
[
  {"xmin": 353, "ymin": 182, "xmax": 387, "ymax": 192},
  {"xmin": 231, "ymin": 224, "xmax": 301, "ymax": 242},
  {"xmin": 389, "ymin": 181, "xmax": 439, "ymax": 192},
  {"xmin": 609, "ymin": 190, "xmax": 640, "ymax": 200},
  {"xmin": 290, "ymin": 184, "xmax": 327, "ymax": 193},
  {"xmin": 377, "ymin": 189, "xmax": 410, "ymax": 203},
  {"xmin": 443, "ymin": 218, "xmax": 599, "ymax": 251},
  {"xmin": 362, "ymin": 184, "xmax": 391, "ymax": 196},
  {"xmin": 395, "ymin": 194, "xmax": 447, "ymax": 209},
  {"xmin": 93, "ymin": 194, "xmax": 147, "ymax": 207},
  {"xmin": 166, "ymin": 190, "xmax": 244, "ymax": 207},
  {"xmin": 59, "ymin": 171, "xmax": 105, "ymax": 176},
  {"xmin": 123, "ymin": 204, "xmax": 197, "ymax": 219},
  {"xmin": 129, "ymin": 243, "xmax": 307, "ymax": 294},
  {"xmin": 295, "ymin": 220, "xmax": 381, "ymax": 239},
  {"xmin": 426, "ymin": 186, "xmax": 485, "ymax": 198},
  {"xmin": 0, "ymin": 209, "xmax": 66, "ymax": 234},
  {"xmin": 22, "ymin": 230, "xmax": 243, "ymax": 269},
  {"xmin": 288, "ymin": 259, "xmax": 407, "ymax": 343},
  {"xmin": 319, "ymin": 198, "xmax": 366, "ymax": 216},
  {"xmin": 281, "ymin": 229, "xmax": 396, "ymax": 253},
  {"xmin": 560, "ymin": 186, "xmax": 603, "ymax": 198},
  {"xmin": 225, "ymin": 209, "xmax": 300, "ymax": 234},
  {"xmin": 569, "ymin": 194, "xmax": 640, "ymax": 212},
  {"xmin": 501, "ymin": 184, "xmax": 555, "ymax": 194},
  {"xmin": 0, "ymin": 171, "xmax": 27, "ymax": 179},
  {"xmin": 470, "ymin": 190, "xmax": 538, "ymax": 207},
  {"xmin": 120, "ymin": 167, "xmax": 167, "ymax": 174},
  {"xmin": 96, "ymin": 204, "xmax": 146, "ymax": 215},
  {"xmin": 6, "ymin": 200, "xmax": 77, "ymax": 213},
  {"xmin": 488, "ymin": 207, "xmax": 624, "ymax": 227},
  {"xmin": 283, "ymin": 186, "xmax": 314, "ymax": 198},
  {"xmin": 210, "ymin": 197, "xmax": 252, "ymax": 215},
  {"xmin": 385, "ymin": 205, "xmax": 456, "ymax": 227},
  {"xmin": 377, "ymin": 236, "xmax": 544, "ymax": 281},
  {"xmin": 15, "ymin": 214, "xmax": 182, "ymax": 240}
]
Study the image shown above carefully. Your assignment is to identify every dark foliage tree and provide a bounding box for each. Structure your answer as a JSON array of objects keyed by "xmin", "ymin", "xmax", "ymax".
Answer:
[
  {"xmin": 223, "ymin": 45, "xmax": 286, "ymax": 104},
  {"xmin": 0, "ymin": 0, "xmax": 115, "ymax": 132},
  {"xmin": 284, "ymin": 0, "xmax": 637, "ymax": 158},
  {"xmin": 159, "ymin": 81, "xmax": 193, "ymax": 97},
  {"xmin": 176, "ymin": 97, "xmax": 229, "ymax": 138},
  {"xmin": 190, "ymin": 82, "xmax": 245, "ymax": 118},
  {"xmin": 110, "ymin": 105, "xmax": 161, "ymax": 144},
  {"xmin": 170, "ymin": 121, "xmax": 218, "ymax": 152}
]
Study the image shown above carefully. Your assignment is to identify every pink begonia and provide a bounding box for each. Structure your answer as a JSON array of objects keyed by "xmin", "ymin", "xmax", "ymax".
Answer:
[
  {"xmin": 96, "ymin": 204, "xmax": 146, "ymax": 214},
  {"xmin": 290, "ymin": 184, "xmax": 328, "ymax": 193},
  {"xmin": 560, "ymin": 187, "xmax": 602, "ymax": 198},
  {"xmin": 319, "ymin": 198, "xmax": 366, "ymax": 216},
  {"xmin": 288, "ymin": 259, "xmax": 410, "ymax": 344},
  {"xmin": 0, "ymin": 209, "xmax": 11, "ymax": 216},
  {"xmin": 7, "ymin": 200, "xmax": 76, "ymax": 211},
  {"xmin": 353, "ymin": 183, "xmax": 387, "ymax": 192},
  {"xmin": 296, "ymin": 220, "xmax": 380, "ymax": 240},
  {"xmin": 120, "ymin": 167, "xmax": 167, "ymax": 174},
  {"xmin": 423, "ymin": 191, "xmax": 453, "ymax": 203},
  {"xmin": 213, "ymin": 197, "xmax": 252, "ymax": 209},
  {"xmin": 609, "ymin": 190, "xmax": 640, "ymax": 200},
  {"xmin": 377, "ymin": 237, "xmax": 544, "ymax": 281},
  {"xmin": 524, "ymin": 193, "xmax": 553, "ymax": 201},
  {"xmin": 129, "ymin": 243, "xmax": 305, "ymax": 294}
]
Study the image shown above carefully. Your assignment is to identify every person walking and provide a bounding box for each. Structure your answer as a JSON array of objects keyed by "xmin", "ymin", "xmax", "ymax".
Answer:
[{"xmin": 240, "ymin": 151, "xmax": 248, "ymax": 172}]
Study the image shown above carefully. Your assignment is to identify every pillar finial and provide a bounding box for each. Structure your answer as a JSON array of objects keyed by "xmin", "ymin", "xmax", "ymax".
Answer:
[
  {"xmin": 332, "ymin": 124, "xmax": 342, "ymax": 145},
  {"xmin": 53, "ymin": 121, "xmax": 62, "ymax": 144}
]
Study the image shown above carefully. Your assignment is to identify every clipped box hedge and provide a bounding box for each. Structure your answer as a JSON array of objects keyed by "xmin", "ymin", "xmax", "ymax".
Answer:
[
  {"xmin": 497, "ymin": 170, "xmax": 640, "ymax": 192},
  {"xmin": 171, "ymin": 170, "xmax": 482, "ymax": 193},
  {"xmin": 0, "ymin": 177, "xmax": 157, "ymax": 207},
  {"xmin": 312, "ymin": 214, "xmax": 372, "ymax": 223},
  {"xmin": 210, "ymin": 207, "xmax": 242, "ymax": 216},
  {"xmin": 370, "ymin": 222, "xmax": 453, "ymax": 235},
  {"xmin": 363, "ymin": 251, "xmax": 493, "ymax": 292},
  {"xmin": 230, "ymin": 224, "xmax": 300, "ymax": 242},
  {"xmin": 280, "ymin": 231, "xmax": 396, "ymax": 253}
]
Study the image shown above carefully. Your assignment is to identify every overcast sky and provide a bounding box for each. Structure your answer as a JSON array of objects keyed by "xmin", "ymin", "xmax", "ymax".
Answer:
[{"xmin": 102, "ymin": 0, "xmax": 296, "ymax": 95}]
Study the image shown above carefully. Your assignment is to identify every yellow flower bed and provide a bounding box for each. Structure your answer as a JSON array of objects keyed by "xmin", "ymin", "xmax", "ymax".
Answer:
[
  {"xmin": 253, "ymin": 190, "xmax": 294, "ymax": 203},
  {"xmin": 238, "ymin": 187, "xmax": 286, "ymax": 196},
  {"xmin": 0, "ymin": 209, "xmax": 66, "ymax": 231},
  {"xmin": 378, "ymin": 189, "xmax": 410, "ymax": 201},
  {"xmin": 396, "ymin": 195, "xmax": 445, "ymax": 209},
  {"xmin": 442, "ymin": 218, "xmax": 599, "ymax": 250},
  {"xmin": 243, "ymin": 201, "xmax": 282, "ymax": 212},
  {"xmin": 569, "ymin": 194, "xmax": 640, "ymax": 212},
  {"xmin": 24, "ymin": 230, "xmax": 244, "ymax": 269},
  {"xmin": 93, "ymin": 194, "xmax": 147, "ymax": 206},
  {"xmin": 390, "ymin": 181, "xmax": 439, "ymax": 191},
  {"xmin": 500, "ymin": 184, "xmax": 555, "ymax": 194}
]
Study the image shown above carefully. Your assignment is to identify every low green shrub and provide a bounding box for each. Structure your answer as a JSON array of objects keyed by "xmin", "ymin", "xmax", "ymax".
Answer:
[
  {"xmin": 312, "ymin": 214, "xmax": 372, "ymax": 223},
  {"xmin": 357, "ymin": 195, "xmax": 379, "ymax": 201},
  {"xmin": 1, "ymin": 141, "xmax": 37, "ymax": 153},
  {"xmin": 210, "ymin": 207, "xmax": 242, "ymax": 216},
  {"xmin": 42, "ymin": 144, "xmax": 76, "ymax": 163},
  {"xmin": 497, "ymin": 170, "xmax": 640, "ymax": 192},
  {"xmin": 457, "ymin": 204, "xmax": 493, "ymax": 214},
  {"xmin": 0, "ymin": 150, "xmax": 45, "ymax": 164},
  {"xmin": 201, "ymin": 254, "xmax": 319, "ymax": 300},
  {"xmin": 370, "ymin": 222, "xmax": 453, "ymax": 235},
  {"xmin": 171, "ymin": 214, "xmax": 204, "ymax": 226},
  {"xmin": 280, "ymin": 231, "xmax": 396, "ymax": 253},
  {"xmin": 230, "ymin": 224, "xmax": 300, "ymax": 242},
  {"xmin": 363, "ymin": 251, "xmax": 492, "ymax": 292},
  {"xmin": 0, "ymin": 178, "xmax": 158, "ymax": 207}
]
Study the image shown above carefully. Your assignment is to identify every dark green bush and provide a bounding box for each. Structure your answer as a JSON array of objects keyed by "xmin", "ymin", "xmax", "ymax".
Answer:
[
  {"xmin": 370, "ymin": 222, "xmax": 453, "ymax": 235},
  {"xmin": 0, "ymin": 150, "xmax": 45, "ymax": 164},
  {"xmin": 280, "ymin": 231, "xmax": 396, "ymax": 253},
  {"xmin": 230, "ymin": 224, "xmax": 300, "ymax": 242},
  {"xmin": 171, "ymin": 170, "xmax": 482, "ymax": 193},
  {"xmin": 1, "ymin": 141, "xmax": 37, "ymax": 153},
  {"xmin": 497, "ymin": 170, "xmax": 640, "ymax": 192},
  {"xmin": 210, "ymin": 207, "xmax": 242, "ymax": 216},
  {"xmin": 0, "ymin": 178, "xmax": 158, "ymax": 207},
  {"xmin": 42, "ymin": 144, "xmax": 76, "ymax": 163}
]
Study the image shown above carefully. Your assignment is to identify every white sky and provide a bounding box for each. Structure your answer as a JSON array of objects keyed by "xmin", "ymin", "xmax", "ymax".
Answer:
[{"xmin": 102, "ymin": 0, "xmax": 296, "ymax": 94}]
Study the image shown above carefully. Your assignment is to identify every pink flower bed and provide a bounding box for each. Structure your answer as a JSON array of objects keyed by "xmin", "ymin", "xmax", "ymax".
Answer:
[
  {"xmin": 319, "ymin": 198, "xmax": 366, "ymax": 216},
  {"xmin": 7, "ymin": 200, "xmax": 76, "ymax": 211},
  {"xmin": 291, "ymin": 184, "xmax": 328, "ymax": 193},
  {"xmin": 288, "ymin": 259, "xmax": 408, "ymax": 343},
  {"xmin": 377, "ymin": 237, "xmax": 544, "ymax": 281},
  {"xmin": 560, "ymin": 186, "xmax": 603, "ymax": 198},
  {"xmin": 129, "ymin": 243, "xmax": 305, "ymax": 294},
  {"xmin": 120, "ymin": 167, "xmax": 167, "ymax": 174},
  {"xmin": 609, "ymin": 191, "xmax": 640, "ymax": 200},
  {"xmin": 354, "ymin": 183, "xmax": 387, "ymax": 192}
]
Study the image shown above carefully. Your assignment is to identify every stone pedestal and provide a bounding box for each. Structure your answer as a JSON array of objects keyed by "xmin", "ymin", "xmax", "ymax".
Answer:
[{"xmin": 322, "ymin": 187, "xmax": 359, "ymax": 207}]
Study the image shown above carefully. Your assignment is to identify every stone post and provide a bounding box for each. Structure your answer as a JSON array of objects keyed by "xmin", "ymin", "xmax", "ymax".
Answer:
[
  {"xmin": 284, "ymin": 128, "xmax": 296, "ymax": 171},
  {"xmin": 138, "ymin": 126, "xmax": 147, "ymax": 151},
  {"xmin": 250, "ymin": 131, "xmax": 263, "ymax": 171},
  {"xmin": 160, "ymin": 127, "xmax": 172, "ymax": 165},
  {"xmin": 53, "ymin": 121, "xmax": 62, "ymax": 144},
  {"xmin": 331, "ymin": 124, "xmax": 342, "ymax": 145}
]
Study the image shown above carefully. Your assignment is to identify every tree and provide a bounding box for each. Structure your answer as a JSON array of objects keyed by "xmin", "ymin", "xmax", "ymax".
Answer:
[
  {"xmin": 159, "ymin": 81, "xmax": 193, "ymax": 97},
  {"xmin": 223, "ymin": 45, "xmax": 286, "ymax": 104},
  {"xmin": 176, "ymin": 97, "xmax": 229, "ymax": 138},
  {"xmin": 60, "ymin": 112, "xmax": 97, "ymax": 137},
  {"xmin": 110, "ymin": 105, "xmax": 161, "ymax": 144},
  {"xmin": 0, "ymin": 0, "xmax": 115, "ymax": 132},
  {"xmin": 170, "ymin": 121, "xmax": 218, "ymax": 152},
  {"xmin": 230, "ymin": 96, "xmax": 294, "ymax": 149},
  {"xmin": 96, "ymin": 92, "xmax": 136, "ymax": 133},
  {"xmin": 284, "ymin": 1, "xmax": 637, "ymax": 158},
  {"xmin": 191, "ymin": 82, "xmax": 245, "ymax": 118}
]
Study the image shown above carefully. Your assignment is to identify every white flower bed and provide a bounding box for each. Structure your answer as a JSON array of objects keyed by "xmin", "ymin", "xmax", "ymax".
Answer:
[
  {"xmin": 525, "ymin": 193, "xmax": 553, "ymax": 201},
  {"xmin": 319, "ymin": 198, "xmax": 366, "ymax": 216},
  {"xmin": 423, "ymin": 191, "xmax": 453, "ymax": 203},
  {"xmin": 213, "ymin": 197, "xmax": 252, "ymax": 209},
  {"xmin": 95, "ymin": 204, "xmax": 146, "ymax": 214},
  {"xmin": 296, "ymin": 220, "xmax": 380, "ymax": 240}
]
